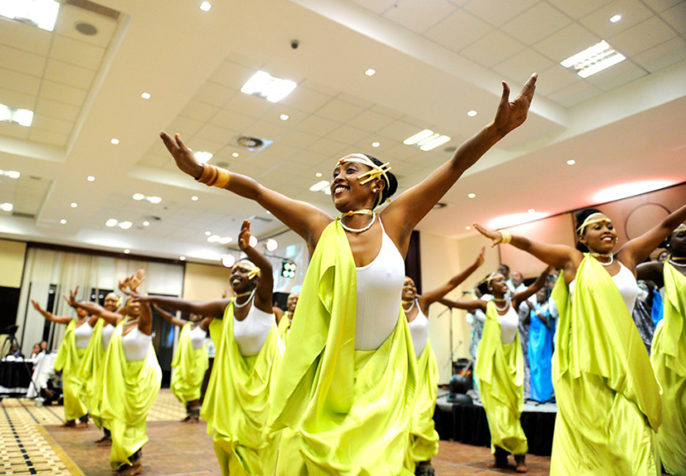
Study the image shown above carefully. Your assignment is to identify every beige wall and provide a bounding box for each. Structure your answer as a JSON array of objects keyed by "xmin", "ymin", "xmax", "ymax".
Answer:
[
  {"xmin": 0, "ymin": 239, "xmax": 26, "ymax": 288},
  {"xmin": 183, "ymin": 262, "xmax": 232, "ymax": 301}
]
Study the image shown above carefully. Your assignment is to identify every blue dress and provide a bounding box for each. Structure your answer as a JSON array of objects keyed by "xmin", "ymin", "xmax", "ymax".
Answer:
[{"xmin": 528, "ymin": 302, "xmax": 555, "ymax": 402}]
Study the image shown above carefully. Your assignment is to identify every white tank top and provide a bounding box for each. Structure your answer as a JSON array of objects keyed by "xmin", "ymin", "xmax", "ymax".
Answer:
[
  {"xmin": 121, "ymin": 326, "xmax": 152, "ymax": 361},
  {"xmin": 74, "ymin": 321, "xmax": 93, "ymax": 349},
  {"xmin": 101, "ymin": 323, "xmax": 115, "ymax": 349},
  {"xmin": 570, "ymin": 260, "xmax": 638, "ymax": 313},
  {"xmin": 233, "ymin": 303, "xmax": 274, "ymax": 356},
  {"xmin": 354, "ymin": 220, "xmax": 405, "ymax": 350},
  {"xmin": 498, "ymin": 304, "xmax": 519, "ymax": 344},
  {"xmin": 407, "ymin": 302, "xmax": 429, "ymax": 358},
  {"xmin": 190, "ymin": 325, "xmax": 207, "ymax": 351}
]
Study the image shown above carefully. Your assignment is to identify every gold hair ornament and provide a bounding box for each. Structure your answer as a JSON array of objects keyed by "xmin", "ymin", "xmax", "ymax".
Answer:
[
  {"xmin": 233, "ymin": 261, "xmax": 261, "ymax": 280},
  {"xmin": 338, "ymin": 154, "xmax": 392, "ymax": 207},
  {"xmin": 576, "ymin": 213, "xmax": 612, "ymax": 234}
]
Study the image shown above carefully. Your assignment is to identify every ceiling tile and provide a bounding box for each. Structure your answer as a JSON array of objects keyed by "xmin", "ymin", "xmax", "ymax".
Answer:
[
  {"xmin": 546, "ymin": 0, "xmax": 612, "ymax": 19},
  {"xmin": 297, "ymin": 115, "xmax": 340, "ymax": 136},
  {"xmin": 39, "ymin": 80, "xmax": 87, "ymax": 106},
  {"xmin": 492, "ymin": 48, "xmax": 555, "ymax": 84},
  {"xmin": 609, "ymin": 16, "xmax": 676, "ymax": 56},
  {"xmin": 315, "ymin": 98, "xmax": 365, "ymax": 122},
  {"xmin": 194, "ymin": 123, "xmax": 238, "ymax": 144},
  {"xmin": 166, "ymin": 116, "xmax": 204, "ymax": 137},
  {"xmin": 533, "ymin": 23, "xmax": 600, "ymax": 63},
  {"xmin": 52, "ymin": 3, "xmax": 118, "ymax": 49},
  {"xmin": 632, "ymin": 37, "xmax": 686, "ymax": 72},
  {"xmin": 0, "ymin": 44, "xmax": 45, "ymax": 77},
  {"xmin": 424, "ymin": 9, "xmax": 493, "ymax": 52},
  {"xmin": 336, "ymin": 93, "xmax": 372, "ymax": 109},
  {"xmin": 325, "ymin": 124, "xmax": 368, "ymax": 144},
  {"xmin": 34, "ymin": 98, "xmax": 80, "ymax": 122},
  {"xmin": 377, "ymin": 120, "xmax": 429, "ymax": 142},
  {"xmin": 660, "ymin": 1, "xmax": 686, "ymax": 33},
  {"xmin": 535, "ymin": 64, "xmax": 582, "ymax": 96},
  {"xmin": 382, "ymin": 0, "xmax": 457, "ymax": 34},
  {"xmin": 49, "ymin": 34, "xmax": 105, "ymax": 70},
  {"xmin": 180, "ymin": 101, "xmax": 220, "ymax": 123},
  {"xmin": 349, "ymin": 109, "xmax": 397, "ymax": 133},
  {"xmin": 580, "ymin": 0, "xmax": 653, "ymax": 38},
  {"xmin": 277, "ymin": 129, "xmax": 320, "ymax": 148},
  {"xmin": 370, "ymin": 103, "xmax": 405, "ymax": 119},
  {"xmin": 348, "ymin": 0, "xmax": 396, "ymax": 15},
  {"xmin": 547, "ymin": 80, "xmax": 603, "ymax": 107},
  {"xmin": 28, "ymin": 128, "xmax": 68, "ymax": 146},
  {"xmin": 31, "ymin": 114, "xmax": 73, "ymax": 135},
  {"xmin": 211, "ymin": 109, "xmax": 254, "ymax": 132},
  {"xmin": 280, "ymin": 86, "xmax": 332, "ymax": 113},
  {"xmin": 211, "ymin": 60, "xmax": 255, "ymax": 90},
  {"xmin": 0, "ymin": 121, "xmax": 30, "ymax": 140},
  {"xmin": 642, "ymin": 0, "xmax": 683, "ymax": 12},
  {"xmin": 224, "ymin": 92, "xmax": 273, "ymax": 118},
  {"xmin": 459, "ymin": 30, "xmax": 527, "ymax": 68},
  {"xmin": 43, "ymin": 58, "xmax": 96, "ymax": 89},
  {"xmin": 0, "ymin": 86, "xmax": 35, "ymax": 110},
  {"xmin": 0, "ymin": 19, "xmax": 51, "ymax": 56},
  {"xmin": 245, "ymin": 119, "xmax": 289, "ymax": 140},
  {"xmin": 584, "ymin": 60, "xmax": 647, "ymax": 91},
  {"xmin": 193, "ymin": 82, "xmax": 235, "ymax": 106},
  {"xmin": 465, "ymin": 0, "xmax": 538, "ymax": 27},
  {"xmin": 307, "ymin": 137, "xmax": 349, "ymax": 156},
  {"xmin": 0, "ymin": 67, "xmax": 41, "ymax": 96},
  {"xmin": 501, "ymin": 2, "xmax": 572, "ymax": 45}
]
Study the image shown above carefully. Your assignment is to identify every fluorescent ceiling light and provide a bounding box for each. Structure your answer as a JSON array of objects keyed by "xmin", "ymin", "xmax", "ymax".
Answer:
[
  {"xmin": 143, "ymin": 221, "xmax": 150, "ymax": 226},
  {"xmin": 404, "ymin": 129, "xmax": 434, "ymax": 145},
  {"xmin": 467, "ymin": 193, "xmax": 476, "ymax": 199},
  {"xmin": 0, "ymin": 170, "xmax": 21, "ymax": 179},
  {"xmin": 404, "ymin": 129, "xmax": 451, "ymax": 151},
  {"xmin": 194, "ymin": 151, "xmax": 213, "ymax": 163},
  {"xmin": 241, "ymin": 70, "xmax": 297, "ymax": 103},
  {"xmin": 560, "ymin": 40, "xmax": 625, "ymax": 78},
  {"xmin": 0, "ymin": 104, "xmax": 33, "ymax": 127},
  {"xmin": 592, "ymin": 180, "xmax": 674, "ymax": 203},
  {"xmin": 191, "ymin": 196, "xmax": 198, "ymax": 201},
  {"xmin": 420, "ymin": 135, "xmax": 450, "ymax": 151},
  {"xmin": 0, "ymin": 202, "xmax": 13, "ymax": 212},
  {"xmin": 488, "ymin": 211, "xmax": 549, "ymax": 229},
  {"xmin": 207, "ymin": 234, "xmax": 221, "ymax": 243},
  {"xmin": 199, "ymin": 1, "xmax": 211, "ymax": 12},
  {"xmin": 309, "ymin": 180, "xmax": 329, "ymax": 192},
  {"xmin": 70, "ymin": 202, "xmax": 77, "ymax": 208},
  {"xmin": 232, "ymin": 152, "xmax": 239, "ymax": 158},
  {"xmin": 218, "ymin": 237, "xmax": 231, "ymax": 245},
  {"xmin": 609, "ymin": 14, "xmax": 621, "ymax": 23},
  {"xmin": 0, "ymin": 0, "xmax": 60, "ymax": 31}
]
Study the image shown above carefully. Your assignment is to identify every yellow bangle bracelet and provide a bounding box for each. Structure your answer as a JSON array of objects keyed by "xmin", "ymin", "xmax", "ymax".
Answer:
[
  {"xmin": 500, "ymin": 230, "xmax": 512, "ymax": 245},
  {"xmin": 213, "ymin": 168, "xmax": 231, "ymax": 188}
]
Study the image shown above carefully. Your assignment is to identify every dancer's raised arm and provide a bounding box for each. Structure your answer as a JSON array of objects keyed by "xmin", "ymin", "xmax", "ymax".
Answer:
[
  {"xmin": 65, "ymin": 287, "xmax": 123, "ymax": 326},
  {"xmin": 31, "ymin": 300, "xmax": 72, "ymax": 324},
  {"xmin": 439, "ymin": 297, "xmax": 487, "ymax": 312},
  {"xmin": 237, "ymin": 220, "xmax": 273, "ymax": 313},
  {"xmin": 153, "ymin": 304, "xmax": 187, "ymax": 328},
  {"xmin": 510, "ymin": 267, "xmax": 551, "ymax": 309}
]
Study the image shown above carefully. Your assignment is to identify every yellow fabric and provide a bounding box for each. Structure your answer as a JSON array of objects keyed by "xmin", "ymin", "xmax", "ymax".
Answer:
[
  {"xmin": 209, "ymin": 316, "xmax": 223, "ymax": 349},
  {"xmin": 79, "ymin": 319, "xmax": 106, "ymax": 427},
  {"xmin": 53, "ymin": 319, "xmax": 88, "ymax": 421},
  {"xmin": 474, "ymin": 301, "xmax": 527, "ymax": 455},
  {"xmin": 277, "ymin": 313, "xmax": 291, "ymax": 344},
  {"xmin": 550, "ymin": 254, "xmax": 661, "ymax": 475},
  {"xmin": 652, "ymin": 263, "xmax": 686, "ymax": 475},
  {"xmin": 406, "ymin": 338, "xmax": 439, "ymax": 468},
  {"xmin": 100, "ymin": 323, "xmax": 161, "ymax": 468},
  {"xmin": 200, "ymin": 301, "xmax": 283, "ymax": 476},
  {"xmin": 270, "ymin": 219, "xmax": 418, "ymax": 475},
  {"xmin": 171, "ymin": 323, "xmax": 209, "ymax": 404}
]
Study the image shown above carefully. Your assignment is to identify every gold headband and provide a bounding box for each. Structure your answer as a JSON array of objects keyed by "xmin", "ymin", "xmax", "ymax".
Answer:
[
  {"xmin": 484, "ymin": 272, "xmax": 501, "ymax": 284},
  {"xmin": 338, "ymin": 154, "xmax": 392, "ymax": 207},
  {"xmin": 576, "ymin": 213, "xmax": 612, "ymax": 234},
  {"xmin": 105, "ymin": 292, "xmax": 122, "ymax": 307},
  {"xmin": 675, "ymin": 224, "xmax": 686, "ymax": 232},
  {"xmin": 233, "ymin": 261, "xmax": 261, "ymax": 280}
]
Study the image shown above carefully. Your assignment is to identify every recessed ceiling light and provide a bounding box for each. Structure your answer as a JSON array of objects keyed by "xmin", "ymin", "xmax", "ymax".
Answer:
[
  {"xmin": 0, "ymin": 202, "xmax": 13, "ymax": 212},
  {"xmin": 205, "ymin": 231, "xmax": 212, "ymax": 236},
  {"xmin": 371, "ymin": 141, "xmax": 380, "ymax": 148},
  {"xmin": 87, "ymin": 175, "xmax": 95, "ymax": 182},
  {"xmin": 191, "ymin": 196, "xmax": 198, "ymax": 201},
  {"xmin": 0, "ymin": 104, "xmax": 34, "ymax": 127},
  {"xmin": 560, "ymin": 40, "xmax": 625, "ymax": 78},
  {"xmin": 60, "ymin": 219, "xmax": 67, "ymax": 224},
  {"xmin": 566, "ymin": 159, "xmax": 576, "ymax": 165},
  {"xmin": 143, "ymin": 221, "xmax": 150, "ymax": 226},
  {"xmin": 70, "ymin": 202, "xmax": 78, "ymax": 208},
  {"xmin": 179, "ymin": 255, "xmax": 186, "ymax": 261},
  {"xmin": 208, "ymin": 234, "xmax": 221, "ymax": 243},
  {"xmin": 132, "ymin": 193, "xmax": 145, "ymax": 200},
  {"xmin": 222, "ymin": 254, "xmax": 235, "ymax": 268},
  {"xmin": 465, "ymin": 226, "xmax": 471, "ymax": 230},
  {"xmin": 609, "ymin": 14, "xmax": 622, "ymax": 23},
  {"xmin": 266, "ymin": 239, "xmax": 278, "ymax": 252},
  {"xmin": 241, "ymin": 70, "xmax": 297, "ymax": 103},
  {"xmin": 105, "ymin": 218, "xmax": 118, "ymax": 227},
  {"xmin": 467, "ymin": 110, "xmax": 477, "ymax": 117},
  {"xmin": 280, "ymin": 114, "xmax": 289, "ymax": 121},
  {"xmin": 110, "ymin": 138, "xmax": 119, "ymax": 145},
  {"xmin": 146, "ymin": 196, "xmax": 162, "ymax": 204},
  {"xmin": 528, "ymin": 208, "xmax": 536, "ymax": 214},
  {"xmin": 309, "ymin": 180, "xmax": 329, "ymax": 192},
  {"xmin": 124, "ymin": 249, "xmax": 130, "ymax": 254},
  {"xmin": 194, "ymin": 151, "xmax": 213, "ymax": 163},
  {"xmin": 315, "ymin": 172, "xmax": 322, "ymax": 177},
  {"xmin": 140, "ymin": 92, "xmax": 151, "ymax": 99},
  {"xmin": 365, "ymin": 68, "xmax": 375, "ymax": 77},
  {"xmin": 232, "ymin": 152, "xmax": 239, "ymax": 158},
  {"xmin": 249, "ymin": 236, "xmax": 258, "ymax": 247},
  {"xmin": 118, "ymin": 221, "xmax": 133, "ymax": 230},
  {"xmin": 266, "ymin": 210, "xmax": 272, "ymax": 215},
  {"xmin": 467, "ymin": 193, "xmax": 476, "ymax": 199},
  {"xmin": 404, "ymin": 129, "xmax": 451, "ymax": 151},
  {"xmin": 199, "ymin": 1, "xmax": 211, "ymax": 11}
]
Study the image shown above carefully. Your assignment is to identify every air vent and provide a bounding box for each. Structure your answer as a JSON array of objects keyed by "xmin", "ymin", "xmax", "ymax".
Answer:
[
  {"xmin": 250, "ymin": 215, "xmax": 273, "ymax": 223},
  {"xmin": 236, "ymin": 135, "xmax": 272, "ymax": 152},
  {"xmin": 433, "ymin": 202, "xmax": 447, "ymax": 210},
  {"xmin": 12, "ymin": 211, "xmax": 35, "ymax": 218},
  {"xmin": 75, "ymin": 22, "xmax": 97, "ymax": 35}
]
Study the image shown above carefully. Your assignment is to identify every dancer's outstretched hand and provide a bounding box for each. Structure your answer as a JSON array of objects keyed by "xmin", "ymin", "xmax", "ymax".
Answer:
[
  {"xmin": 238, "ymin": 220, "xmax": 252, "ymax": 251},
  {"xmin": 475, "ymin": 245, "xmax": 486, "ymax": 267},
  {"xmin": 160, "ymin": 132, "xmax": 204, "ymax": 179},
  {"xmin": 31, "ymin": 299, "xmax": 42, "ymax": 312},
  {"xmin": 474, "ymin": 223, "xmax": 503, "ymax": 247},
  {"xmin": 491, "ymin": 73, "xmax": 537, "ymax": 137}
]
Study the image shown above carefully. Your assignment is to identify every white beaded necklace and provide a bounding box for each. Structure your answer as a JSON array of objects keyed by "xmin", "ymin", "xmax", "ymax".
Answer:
[
  {"xmin": 494, "ymin": 298, "xmax": 510, "ymax": 312},
  {"xmin": 591, "ymin": 252, "xmax": 614, "ymax": 266},
  {"xmin": 234, "ymin": 289, "xmax": 255, "ymax": 309},
  {"xmin": 669, "ymin": 258, "xmax": 686, "ymax": 268},
  {"xmin": 402, "ymin": 299, "xmax": 416, "ymax": 314},
  {"xmin": 340, "ymin": 211, "xmax": 376, "ymax": 234}
]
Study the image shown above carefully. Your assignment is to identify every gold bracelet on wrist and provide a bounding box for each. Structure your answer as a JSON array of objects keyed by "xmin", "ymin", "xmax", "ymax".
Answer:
[{"xmin": 500, "ymin": 230, "xmax": 512, "ymax": 245}]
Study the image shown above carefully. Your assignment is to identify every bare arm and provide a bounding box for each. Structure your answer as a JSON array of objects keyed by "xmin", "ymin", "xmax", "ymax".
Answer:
[
  {"xmin": 133, "ymin": 294, "xmax": 229, "ymax": 320},
  {"xmin": 160, "ymin": 132, "xmax": 331, "ymax": 253},
  {"xmin": 238, "ymin": 220, "xmax": 273, "ymax": 313},
  {"xmin": 512, "ymin": 267, "xmax": 551, "ymax": 309},
  {"xmin": 418, "ymin": 246, "xmax": 485, "ymax": 314},
  {"xmin": 439, "ymin": 297, "xmax": 487, "ymax": 312},
  {"xmin": 152, "ymin": 304, "xmax": 187, "ymax": 328},
  {"xmin": 636, "ymin": 261, "xmax": 664, "ymax": 288},
  {"xmin": 474, "ymin": 223, "xmax": 581, "ymax": 284},
  {"xmin": 618, "ymin": 202, "xmax": 686, "ymax": 271},
  {"xmin": 137, "ymin": 302, "xmax": 153, "ymax": 336},
  {"xmin": 30, "ymin": 300, "xmax": 72, "ymax": 325},
  {"xmin": 273, "ymin": 306, "xmax": 285, "ymax": 324},
  {"xmin": 382, "ymin": 74, "xmax": 537, "ymax": 253}
]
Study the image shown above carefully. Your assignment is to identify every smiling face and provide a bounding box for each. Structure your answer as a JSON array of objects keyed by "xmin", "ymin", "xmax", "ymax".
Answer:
[
  {"xmin": 511, "ymin": 271, "xmax": 523, "ymax": 287},
  {"xmin": 488, "ymin": 273, "xmax": 509, "ymax": 297},
  {"xmin": 402, "ymin": 277, "xmax": 417, "ymax": 301},
  {"xmin": 286, "ymin": 293, "xmax": 299, "ymax": 313},
  {"xmin": 578, "ymin": 213, "xmax": 617, "ymax": 254},
  {"xmin": 127, "ymin": 300, "xmax": 142, "ymax": 318},
  {"xmin": 331, "ymin": 157, "xmax": 385, "ymax": 213},
  {"xmin": 669, "ymin": 226, "xmax": 686, "ymax": 258},
  {"xmin": 230, "ymin": 263, "xmax": 257, "ymax": 294},
  {"xmin": 104, "ymin": 293, "xmax": 119, "ymax": 312},
  {"xmin": 536, "ymin": 288, "xmax": 548, "ymax": 303}
]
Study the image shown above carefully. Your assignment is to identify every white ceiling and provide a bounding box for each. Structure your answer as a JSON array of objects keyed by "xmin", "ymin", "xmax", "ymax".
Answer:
[{"xmin": 0, "ymin": 0, "xmax": 685, "ymax": 263}]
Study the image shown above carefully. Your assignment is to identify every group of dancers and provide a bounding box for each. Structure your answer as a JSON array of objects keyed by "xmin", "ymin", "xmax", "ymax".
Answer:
[{"xmin": 31, "ymin": 70, "xmax": 686, "ymax": 476}]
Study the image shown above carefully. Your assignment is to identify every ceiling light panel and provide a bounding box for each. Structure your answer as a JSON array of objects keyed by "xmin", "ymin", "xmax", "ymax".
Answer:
[
  {"xmin": 0, "ymin": 104, "xmax": 34, "ymax": 127},
  {"xmin": 0, "ymin": 0, "xmax": 60, "ymax": 31},
  {"xmin": 240, "ymin": 70, "xmax": 297, "ymax": 103},
  {"xmin": 560, "ymin": 40, "xmax": 626, "ymax": 78}
]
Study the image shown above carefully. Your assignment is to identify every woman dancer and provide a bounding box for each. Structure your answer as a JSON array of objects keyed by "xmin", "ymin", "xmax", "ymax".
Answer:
[
  {"xmin": 152, "ymin": 305, "xmax": 210, "ymax": 422},
  {"xmin": 276, "ymin": 292, "xmax": 299, "ymax": 344},
  {"xmin": 474, "ymin": 203, "xmax": 686, "ymax": 475},
  {"xmin": 160, "ymin": 73, "xmax": 536, "ymax": 473},
  {"xmin": 441, "ymin": 268, "xmax": 550, "ymax": 472},
  {"xmin": 69, "ymin": 275, "xmax": 161, "ymax": 475},
  {"xmin": 79, "ymin": 291, "xmax": 121, "ymax": 444},
  {"xmin": 638, "ymin": 223, "xmax": 686, "ymax": 475},
  {"xmin": 127, "ymin": 220, "xmax": 281, "ymax": 475},
  {"xmin": 31, "ymin": 297, "xmax": 93, "ymax": 427},
  {"xmin": 402, "ymin": 247, "xmax": 485, "ymax": 475},
  {"xmin": 523, "ymin": 288, "xmax": 555, "ymax": 403}
]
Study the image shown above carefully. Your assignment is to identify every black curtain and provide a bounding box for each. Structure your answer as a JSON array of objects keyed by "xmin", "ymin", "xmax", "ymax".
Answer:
[{"xmin": 404, "ymin": 230, "xmax": 422, "ymax": 294}]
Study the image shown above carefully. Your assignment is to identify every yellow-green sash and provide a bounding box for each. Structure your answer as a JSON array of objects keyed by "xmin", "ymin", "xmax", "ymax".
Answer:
[
  {"xmin": 100, "ymin": 323, "xmax": 161, "ymax": 468},
  {"xmin": 651, "ymin": 263, "xmax": 686, "ymax": 475},
  {"xmin": 79, "ymin": 319, "xmax": 105, "ymax": 426},
  {"xmin": 550, "ymin": 254, "xmax": 661, "ymax": 475},
  {"xmin": 406, "ymin": 338, "xmax": 439, "ymax": 468},
  {"xmin": 474, "ymin": 301, "xmax": 527, "ymax": 455},
  {"xmin": 200, "ymin": 301, "xmax": 283, "ymax": 475},
  {"xmin": 171, "ymin": 322, "xmax": 209, "ymax": 404},
  {"xmin": 270, "ymin": 219, "xmax": 418, "ymax": 475},
  {"xmin": 53, "ymin": 319, "xmax": 88, "ymax": 421},
  {"xmin": 277, "ymin": 313, "xmax": 290, "ymax": 345},
  {"xmin": 209, "ymin": 316, "xmax": 223, "ymax": 350}
]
